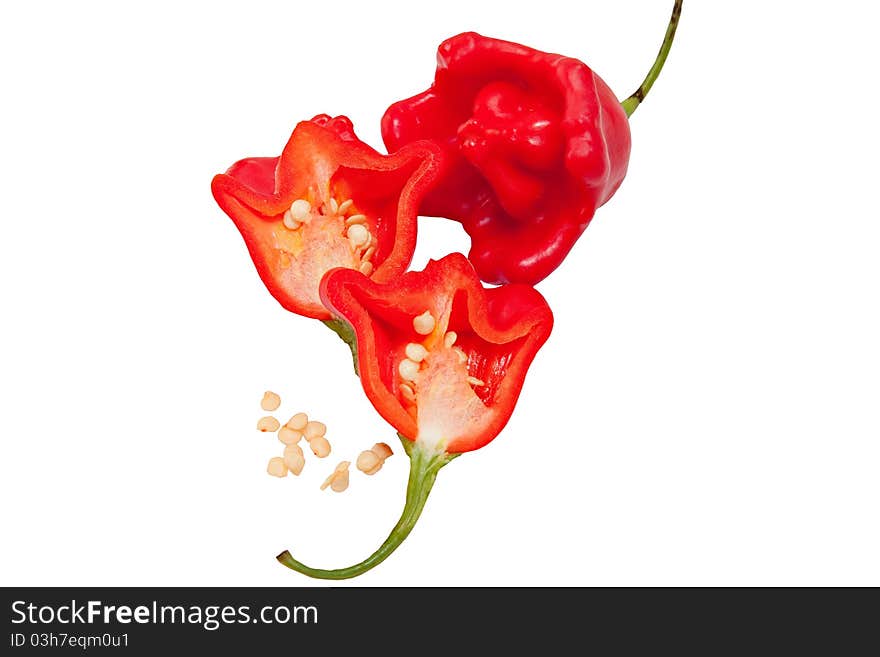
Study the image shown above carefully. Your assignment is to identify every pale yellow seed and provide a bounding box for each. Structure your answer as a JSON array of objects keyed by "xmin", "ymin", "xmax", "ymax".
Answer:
[
  {"xmin": 277, "ymin": 427, "xmax": 302, "ymax": 445},
  {"xmin": 309, "ymin": 435, "xmax": 331, "ymax": 458},
  {"xmin": 399, "ymin": 383, "xmax": 416, "ymax": 403},
  {"xmin": 347, "ymin": 224, "xmax": 369, "ymax": 248},
  {"xmin": 413, "ymin": 311, "xmax": 436, "ymax": 335},
  {"xmin": 467, "ymin": 376, "xmax": 485, "ymax": 387},
  {"xmin": 444, "ymin": 331, "xmax": 458, "ymax": 348},
  {"xmin": 260, "ymin": 391, "xmax": 281, "ymax": 411},
  {"xmin": 405, "ymin": 342, "xmax": 428, "ymax": 362},
  {"xmin": 257, "ymin": 416, "xmax": 280, "ymax": 432},
  {"xmin": 454, "ymin": 347, "xmax": 468, "ymax": 364},
  {"xmin": 321, "ymin": 461, "xmax": 350, "ymax": 492},
  {"xmin": 356, "ymin": 450, "xmax": 381, "ymax": 475},
  {"xmin": 267, "ymin": 457, "xmax": 288, "ymax": 478},
  {"xmin": 357, "ymin": 442, "xmax": 393, "ymax": 475},
  {"xmin": 328, "ymin": 197, "xmax": 339, "ymax": 215},
  {"xmin": 282, "ymin": 209, "xmax": 301, "ymax": 230},
  {"xmin": 338, "ymin": 199, "xmax": 354, "ymax": 214},
  {"xmin": 290, "ymin": 199, "xmax": 311, "ymax": 221},
  {"xmin": 283, "ymin": 444, "xmax": 305, "ymax": 476},
  {"xmin": 345, "ymin": 213, "xmax": 367, "ymax": 226},
  {"xmin": 398, "ymin": 358, "xmax": 420, "ymax": 381},
  {"xmin": 331, "ymin": 473, "xmax": 349, "ymax": 492},
  {"xmin": 304, "ymin": 421, "xmax": 327, "ymax": 440},
  {"xmin": 362, "ymin": 246, "xmax": 376, "ymax": 262},
  {"xmin": 286, "ymin": 412, "xmax": 308, "ymax": 431},
  {"xmin": 359, "ymin": 261, "xmax": 374, "ymax": 277}
]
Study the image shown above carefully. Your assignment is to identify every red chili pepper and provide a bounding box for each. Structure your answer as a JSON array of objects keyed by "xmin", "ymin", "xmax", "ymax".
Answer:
[
  {"xmin": 277, "ymin": 253, "xmax": 553, "ymax": 578},
  {"xmin": 381, "ymin": 2, "xmax": 682, "ymax": 285},
  {"xmin": 211, "ymin": 114, "xmax": 442, "ymax": 319}
]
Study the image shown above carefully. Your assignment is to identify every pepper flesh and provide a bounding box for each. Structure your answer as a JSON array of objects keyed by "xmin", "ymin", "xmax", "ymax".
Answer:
[
  {"xmin": 381, "ymin": 32, "xmax": 632, "ymax": 286},
  {"xmin": 211, "ymin": 114, "xmax": 441, "ymax": 319},
  {"xmin": 320, "ymin": 252, "xmax": 553, "ymax": 453}
]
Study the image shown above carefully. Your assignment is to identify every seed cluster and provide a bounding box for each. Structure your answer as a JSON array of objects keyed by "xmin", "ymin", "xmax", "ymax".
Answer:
[
  {"xmin": 280, "ymin": 195, "xmax": 379, "ymax": 276},
  {"xmin": 256, "ymin": 391, "xmax": 393, "ymax": 492},
  {"xmin": 396, "ymin": 311, "xmax": 483, "ymax": 409}
]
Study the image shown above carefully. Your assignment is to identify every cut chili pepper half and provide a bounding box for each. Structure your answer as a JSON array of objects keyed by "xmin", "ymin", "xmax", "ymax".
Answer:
[
  {"xmin": 211, "ymin": 114, "xmax": 442, "ymax": 319},
  {"xmin": 382, "ymin": 33, "xmax": 632, "ymax": 286},
  {"xmin": 322, "ymin": 252, "xmax": 553, "ymax": 453},
  {"xmin": 276, "ymin": 253, "xmax": 552, "ymax": 579}
]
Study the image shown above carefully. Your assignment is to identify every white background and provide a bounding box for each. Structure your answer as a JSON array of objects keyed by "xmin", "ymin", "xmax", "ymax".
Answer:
[{"xmin": 2, "ymin": 1, "xmax": 878, "ymax": 586}]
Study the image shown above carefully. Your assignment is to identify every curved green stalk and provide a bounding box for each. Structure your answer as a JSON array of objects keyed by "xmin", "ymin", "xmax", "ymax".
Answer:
[
  {"xmin": 621, "ymin": 0, "xmax": 683, "ymax": 117},
  {"xmin": 323, "ymin": 318, "xmax": 359, "ymax": 374},
  {"xmin": 277, "ymin": 437, "xmax": 456, "ymax": 580}
]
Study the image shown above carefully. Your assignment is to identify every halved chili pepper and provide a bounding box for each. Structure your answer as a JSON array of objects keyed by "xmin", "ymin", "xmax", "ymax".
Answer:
[
  {"xmin": 211, "ymin": 114, "xmax": 442, "ymax": 319},
  {"xmin": 276, "ymin": 253, "xmax": 553, "ymax": 578},
  {"xmin": 381, "ymin": 1, "xmax": 682, "ymax": 285}
]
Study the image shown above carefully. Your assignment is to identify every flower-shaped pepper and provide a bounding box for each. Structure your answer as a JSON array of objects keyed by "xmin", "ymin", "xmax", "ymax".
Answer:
[
  {"xmin": 212, "ymin": 114, "xmax": 442, "ymax": 319},
  {"xmin": 381, "ymin": 33, "xmax": 632, "ymax": 285},
  {"xmin": 277, "ymin": 253, "xmax": 553, "ymax": 579}
]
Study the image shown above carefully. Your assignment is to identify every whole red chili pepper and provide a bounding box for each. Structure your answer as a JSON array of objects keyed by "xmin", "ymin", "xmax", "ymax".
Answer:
[
  {"xmin": 276, "ymin": 253, "xmax": 553, "ymax": 578},
  {"xmin": 381, "ymin": 1, "xmax": 682, "ymax": 285},
  {"xmin": 211, "ymin": 114, "xmax": 442, "ymax": 319}
]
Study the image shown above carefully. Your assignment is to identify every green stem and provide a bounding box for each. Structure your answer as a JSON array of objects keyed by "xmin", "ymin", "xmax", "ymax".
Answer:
[
  {"xmin": 621, "ymin": 0, "xmax": 683, "ymax": 117},
  {"xmin": 276, "ymin": 437, "xmax": 456, "ymax": 580},
  {"xmin": 323, "ymin": 318, "xmax": 359, "ymax": 375}
]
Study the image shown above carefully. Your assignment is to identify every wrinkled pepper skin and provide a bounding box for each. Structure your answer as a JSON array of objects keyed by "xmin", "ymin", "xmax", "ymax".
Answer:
[
  {"xmin": 212, "ymin": 115, "xmax": 442, "ymax": 319},
  {"xmin": 382, "ymin": 32, "xmax": 631, "ymax": 285},
  {"xmin": 320, "ymin": 253, "xmax": 553, "ymax": 453}
]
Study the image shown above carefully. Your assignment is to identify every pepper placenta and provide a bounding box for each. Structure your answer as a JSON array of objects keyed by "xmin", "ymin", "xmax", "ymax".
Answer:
[
  {"xmin": 276, "ymin": 253, "xmax": 553, "ymax": 578},
  {"xmin": 211, "ymin": 114, "xmax": 442, "ymax": 319},
  {"xmin": 381, "ymin": 2, "xmax": 682, "ymax": 285}
]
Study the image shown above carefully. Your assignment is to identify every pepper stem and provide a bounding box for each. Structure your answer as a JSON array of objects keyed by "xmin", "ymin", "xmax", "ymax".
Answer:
[
  {"xmin": 276, "ymin": 436, "xmax": 456, "ymax": 579},
  {"xmin": 323, "ymin": 318, "xmax": 359, "ymax": 374},
  {"xmin": 621, "ymin": 0, "xmax": 683, "ymax": 117}
]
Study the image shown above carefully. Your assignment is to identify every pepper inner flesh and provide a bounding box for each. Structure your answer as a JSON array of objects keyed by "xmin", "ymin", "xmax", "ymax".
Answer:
[
  {"xmin": 411, "ymin": 345, "xmax": 491, "ymax": 452},
  {"xmin": 391, "ymin": 295, "xmax": 524, "ymax": 453},
  {"xmin": 272, "ymin": 197, "xmax": 372, "ymax": 309},
  {"xmin": 269, "ymin": 181, "xmax": 379, "ymax": 311}
]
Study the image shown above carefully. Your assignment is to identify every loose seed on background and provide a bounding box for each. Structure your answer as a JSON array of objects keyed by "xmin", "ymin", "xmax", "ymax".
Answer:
[
  {"xmin": 261, "ymin": 391, "xmax": 281, "ymax": 411},
  {"xmin": 278, "ymin": 427, "xmax": 302, "ymax": 445},
  {"xmin": 309, "ymin": 435, "xmax": 331, "ymax": 458},
  {"xmin": 356, "ymin": 442, "xmax": 394, "ymax": 475},
  {"xmin": 283, "ymin": 443, "xmax": 305, "ymax": 476},
  {"xmin": 321, "ymin": 461, "xmax": 350, "ymax": 492},
  {"xmin": 304, "ymin": 420, "xmax": 327, "ymax": 440},
  {"xmin": 286, "ymin": 413, "xmax": 308, "ymax": 431},
  {"xmin": 257, "ymin": 416, "xmax": 280, "ymax": 432},
  {"xmin": 267, "ymin": 457, "xmax": 288, "ymax": 478}
]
